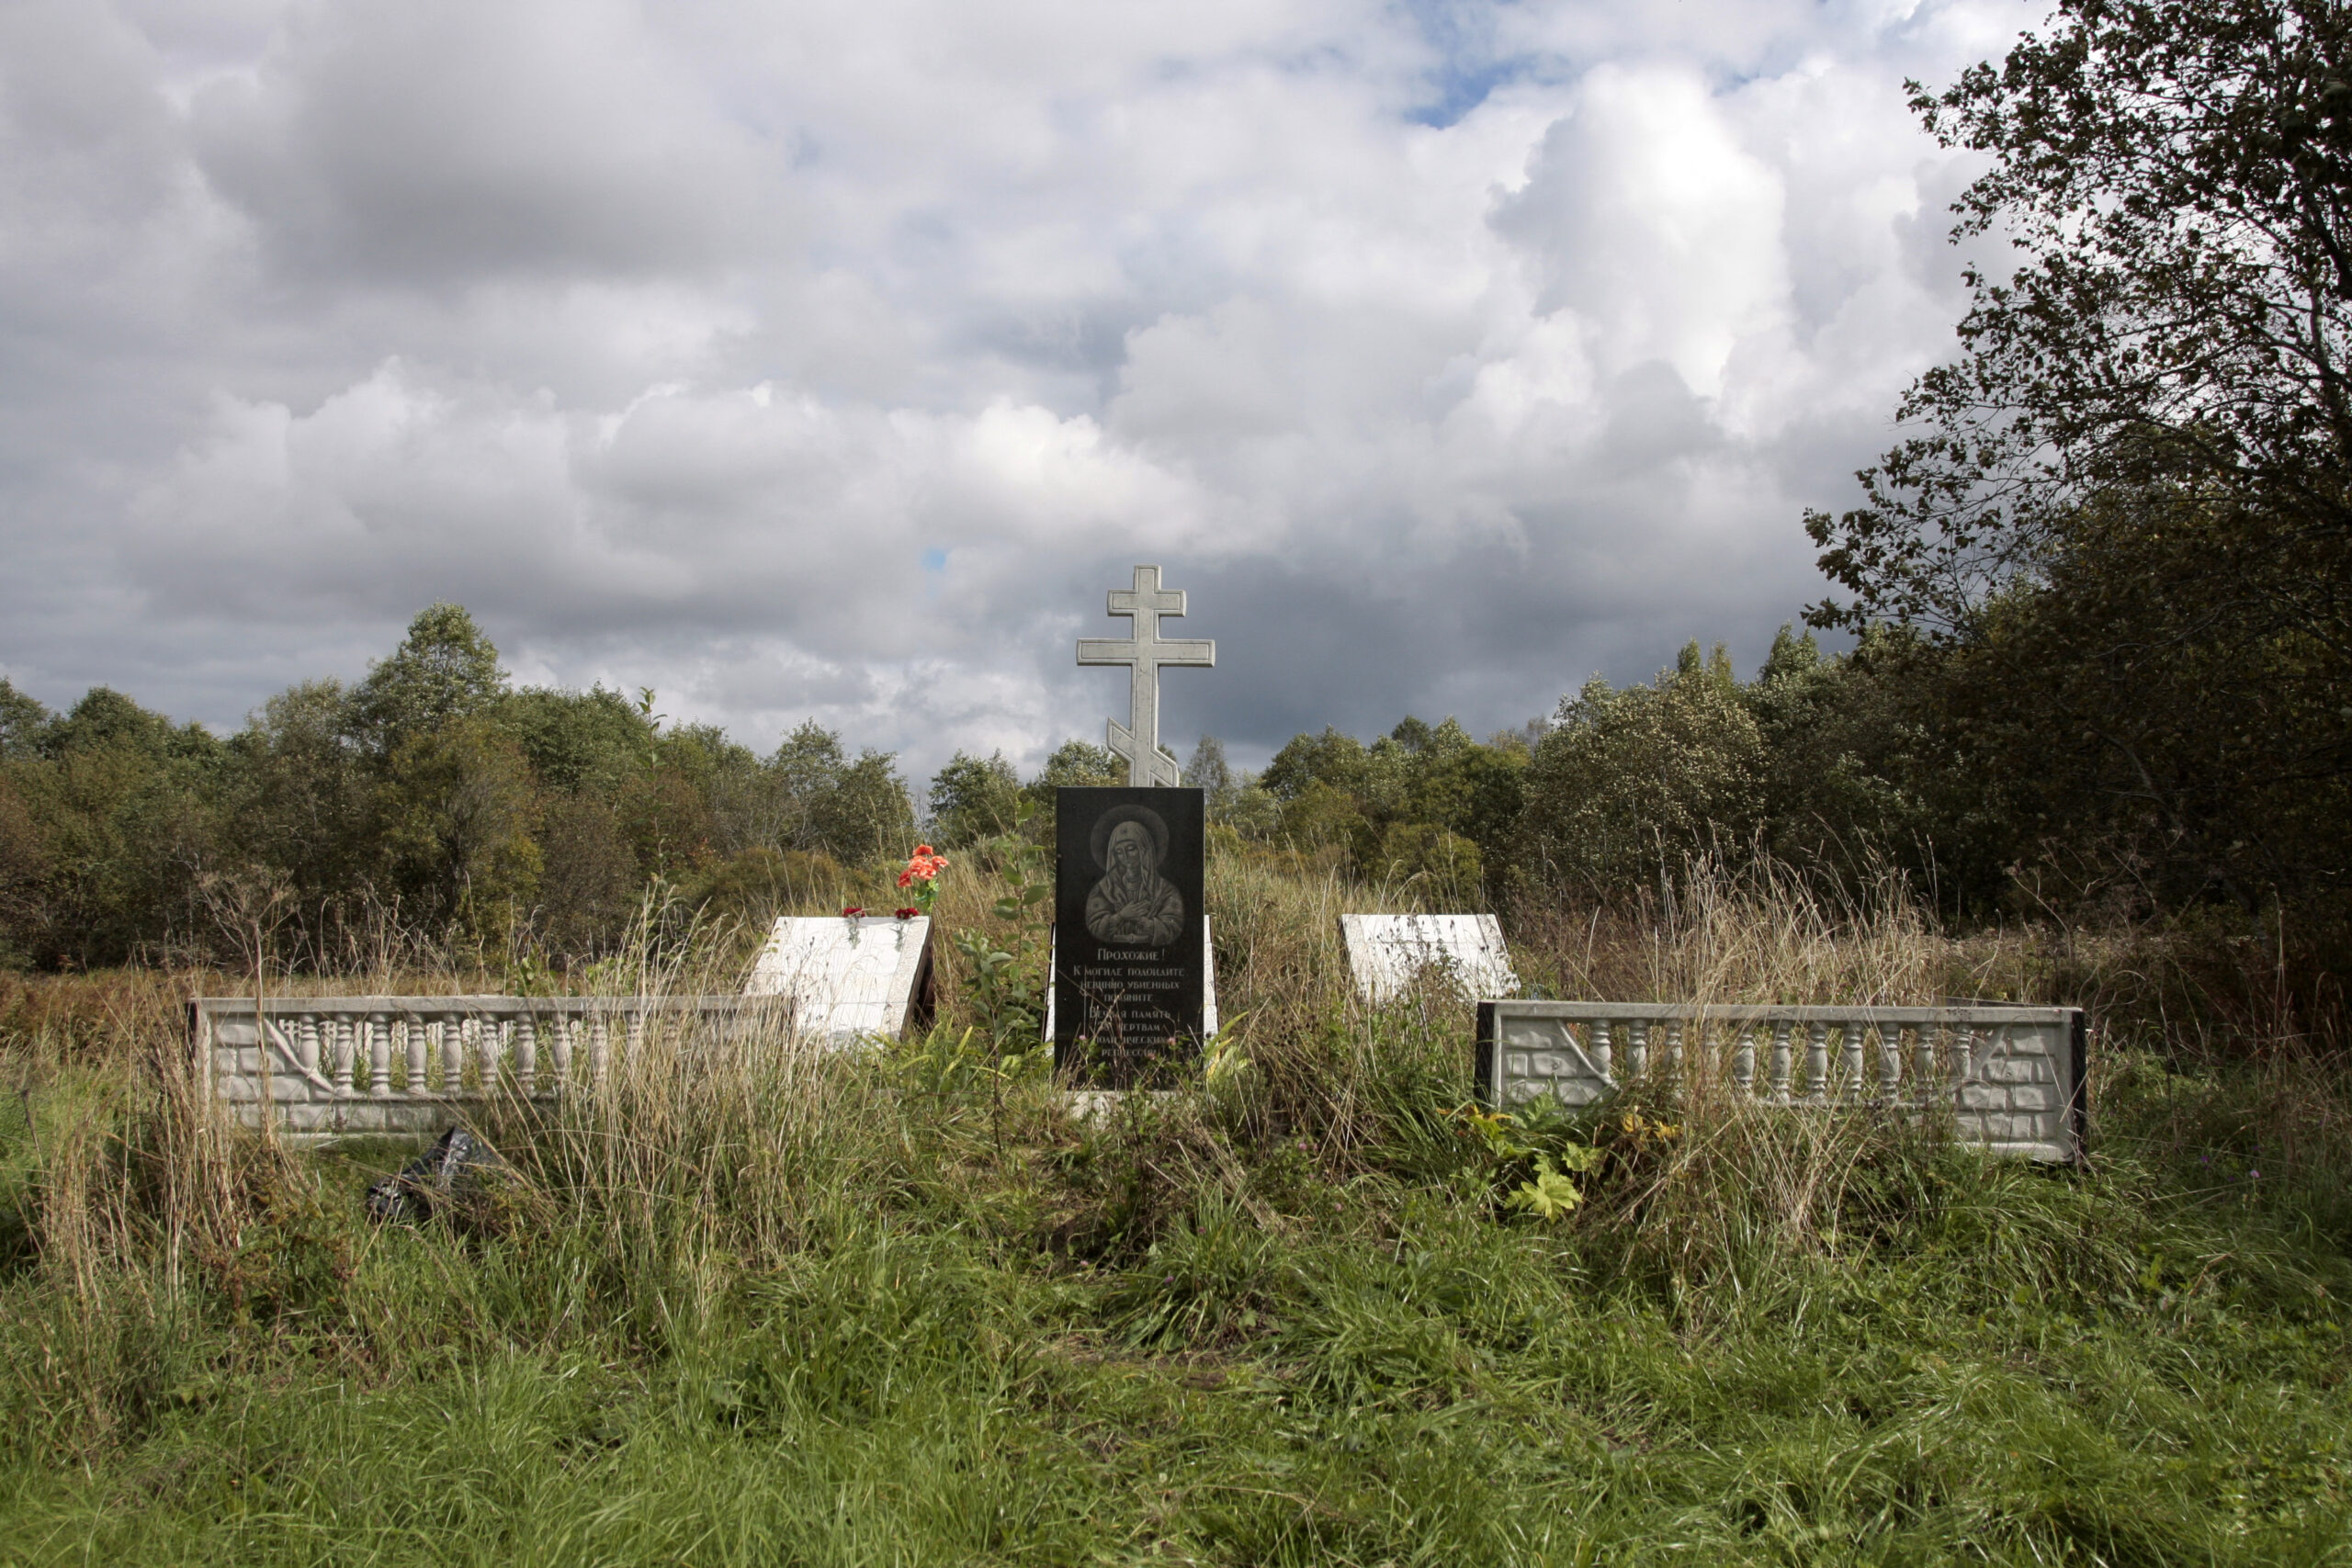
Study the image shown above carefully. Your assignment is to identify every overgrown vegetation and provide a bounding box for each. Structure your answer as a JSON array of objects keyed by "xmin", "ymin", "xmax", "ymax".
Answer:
[
  {"xmin": 0, "ymin": 605, "xmax": 915, "ymax": 974},
  {"xmin": 1, "ymin": 851, "xmax": 2348, "ymax": 1563},
  {"xmin": 4, "ymin": 3, "xmax": 2352, "ymax": 1558}
]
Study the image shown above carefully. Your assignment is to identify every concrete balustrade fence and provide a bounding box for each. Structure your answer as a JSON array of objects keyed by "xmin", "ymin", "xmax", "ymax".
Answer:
[
  {"xmin": 194, "ymin": 995, "xmax": 783, "ymax": 1140},
  {"xmin": 1476, "ymin": 1001, "xmax": 2086, "ymax": 1162}
]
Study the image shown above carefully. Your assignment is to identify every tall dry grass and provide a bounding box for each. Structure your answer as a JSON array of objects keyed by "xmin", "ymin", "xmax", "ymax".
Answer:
[{"xmin": 6, "ymin": 841, "xmax": 2352, "ymax": 1456}]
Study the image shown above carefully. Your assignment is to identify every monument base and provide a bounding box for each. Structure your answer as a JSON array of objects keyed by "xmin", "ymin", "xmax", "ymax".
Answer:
[{"xmin": 1060, "ymin": 1088, "xmax": 1186, "ymax": 1124}]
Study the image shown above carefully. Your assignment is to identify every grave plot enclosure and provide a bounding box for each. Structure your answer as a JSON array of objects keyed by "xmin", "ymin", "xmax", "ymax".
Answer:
[
  {"xmin": 196, "ymin": 994, "xmax": 772, "ymax": 1140},
  {"xmin": 1477, "ymin": 1000, "xmax": 2086, "ymax": 1162}
]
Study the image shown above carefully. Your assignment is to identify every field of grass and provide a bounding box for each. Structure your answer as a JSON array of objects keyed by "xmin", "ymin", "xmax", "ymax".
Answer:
[{"xmin": 0, "ymin": 852, "xmax": 2348, "ymax": 1564}]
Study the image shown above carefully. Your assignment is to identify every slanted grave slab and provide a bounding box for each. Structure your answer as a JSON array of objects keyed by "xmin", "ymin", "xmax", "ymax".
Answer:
[
  {"xmin": 744, "ymin": 915, "xmax": 934, "ymax": 1043},
  {"xmin": 1341, "ymin": 912, "xmax": 1519, "ymax": 1004}
]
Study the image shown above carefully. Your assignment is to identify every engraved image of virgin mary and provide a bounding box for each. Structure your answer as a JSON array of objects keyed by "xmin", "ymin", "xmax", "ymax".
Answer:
[{"xmin": 1084, "ymin": 807, "xmax": 1184, "ymax": 947}]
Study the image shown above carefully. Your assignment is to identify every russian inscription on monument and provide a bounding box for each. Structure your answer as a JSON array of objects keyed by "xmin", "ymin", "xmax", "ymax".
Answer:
[
  {"xmin": 1056, "ymin": 563, "xmax": 1216, "ymax": 1086},
  {"xmin": 1053, "ymin": 786, "xmax": 1206, "ymax": 1081}
]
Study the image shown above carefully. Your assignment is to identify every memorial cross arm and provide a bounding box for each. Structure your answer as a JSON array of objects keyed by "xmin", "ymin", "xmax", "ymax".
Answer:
[{"xmin": 1076, "ymin": 564, "xmax": 1215, "ymax": 789}]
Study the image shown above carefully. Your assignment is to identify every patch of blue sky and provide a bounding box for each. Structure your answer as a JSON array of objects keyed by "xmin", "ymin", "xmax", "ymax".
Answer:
[{"xmin": 1398, "ymin": 0, "xmax": 1524, "ymax": 128}]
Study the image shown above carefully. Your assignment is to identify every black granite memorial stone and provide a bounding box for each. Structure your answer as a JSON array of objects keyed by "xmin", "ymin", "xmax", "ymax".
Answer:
[{"xmin": 1053, "ymin": 785, "xmax": 1206, "ymax": 1085}]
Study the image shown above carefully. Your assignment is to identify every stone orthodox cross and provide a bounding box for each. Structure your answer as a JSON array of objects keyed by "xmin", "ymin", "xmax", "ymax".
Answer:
[{"xmin": 1077, "ymin": 564, "xmax": 1215, "ymax": 788}]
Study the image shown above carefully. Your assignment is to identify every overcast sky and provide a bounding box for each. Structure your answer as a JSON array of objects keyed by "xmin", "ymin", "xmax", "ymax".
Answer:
[{"xmin": 0, "ymin": 0, "xmax": 2036, "ymax": 783}]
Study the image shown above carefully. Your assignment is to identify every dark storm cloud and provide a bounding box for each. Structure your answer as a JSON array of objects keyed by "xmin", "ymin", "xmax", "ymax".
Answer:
[{"xmin": 0, "ymin": 0, "xmax": 2038, "ymax": 788}]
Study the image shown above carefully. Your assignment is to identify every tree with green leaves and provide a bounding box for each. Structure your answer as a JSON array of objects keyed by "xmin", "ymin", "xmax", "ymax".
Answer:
[
  {"xmin": 223, "ymin": 682, "xmax": 371, "ymax": 944},
  {"xmin": 504, "ymin": 685, "xmax": 656, "ymax": 795},
  {"xmin": 805, "ymin": 750, "xmax": 915, "ymax": 863},
  {"xmin": 1034, "ymin": 739, "xmax": 1123, "ymax": 789},
  {"xmin": 1519, "ymin": 644, "xmax": 1765, "ymax": 902},
  {"xmin": 926, "ymin": 751, "xmax": 1021, "ymax": 850},
  {"xmin": 348, "ymin": 604, "xmax": 509, "ymax": 757},
  {"xmin": 1809, "ymin": 0, "xmax": 2352, "ymax": 635},
  {"xmin": 1182, "ymin": 735, "xmax": 1235, "ymax": 813},
  {"xmin": 779, "ymin": 724, "xmax": 910, "ymax": 853},
  {"xmin": 1250, "ymin": 716, "xmax": 1522, "ymax": 895},
  {"xmin": 0, "ymin": 680, "xmax": 50, "ymax": 760},
  {"xmin": 2, "ymin": 687, "xmax": 228, "ymax": 964},
  {"xmin": 378, "ymin": 716, "xmax": 542, "ymax": 942},
  {"xmin": 1804, "ymin": 0, "xmax": 2352, "ymax": 923}
]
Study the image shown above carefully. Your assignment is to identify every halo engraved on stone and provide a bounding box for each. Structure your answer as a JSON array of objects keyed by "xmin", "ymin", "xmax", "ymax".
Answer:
[
  {"xmin": 1083, "ymin": 805, "xmax": 1182, "ymax": 948},
  {"xmin": 1088, "ymin": 804, "xmax": 1170, "ymax": 870}
]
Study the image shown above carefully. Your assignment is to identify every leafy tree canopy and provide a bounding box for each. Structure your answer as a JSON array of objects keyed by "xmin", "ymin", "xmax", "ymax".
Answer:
[
  {"xmin": 1521, "ymin": 643, "xmax": 1764, "ymax": 899},
  {"xmin": 927, "ymin": 750, "xmax": 1021, "ymax": 848},
  {"xmin": 349, "ymin": 604, "xmax": 508, "ymax": 756},
  {"xmin": 0, "ymin": 680, "xmax": 50, "ymax": 760},
  {"xmin": 1809, "ymin": 0, "xmax": 2352, "ymax": 638},
  {"xmin": 504, "ymin": 685, "xmax": 655, "ymax": 795},
  {"xmin": 1182, "ymin": 735, "xmax": 1236, "ymax": 809},
  {"xmin": 1035, "ymin": 739, "xmax": 1123, "ymax": 788},
  {"xmin": 1804, "ymin": 0, "xmax": 2352, "ymax": 921}
]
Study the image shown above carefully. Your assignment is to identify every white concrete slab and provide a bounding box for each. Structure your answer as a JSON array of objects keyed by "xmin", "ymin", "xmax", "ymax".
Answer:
[
  {"xmin": 1340, "ymin": 912, "xmax": 1519, "ymax": 1004},
  {"xmin": 745, "ymin": 915, "xmax": 934, "ymax": 1042}
]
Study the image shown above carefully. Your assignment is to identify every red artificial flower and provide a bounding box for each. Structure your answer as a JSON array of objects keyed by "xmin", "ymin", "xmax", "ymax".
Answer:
[
  {"xmin": 897, "ymin": 847, "xmax": 948, "ymax": 887},
  {"xmin": 842, "ymin": 905, "xmax": 865, "ymax": 918},
  {"xmin": 894, "ymin": 907, "xmax": 920, "ymax": 919}
]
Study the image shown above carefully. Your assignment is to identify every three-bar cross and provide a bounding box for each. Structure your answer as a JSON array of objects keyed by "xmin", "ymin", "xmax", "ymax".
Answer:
[{"xmin": 1077, "ymin": 564, "xmax": 1215, "ymax": 788}]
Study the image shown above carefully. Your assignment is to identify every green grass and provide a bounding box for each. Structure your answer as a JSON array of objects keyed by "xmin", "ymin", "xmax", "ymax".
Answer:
[{"xmin": 1, "ymin": 861, "xmax": 2349, "ymax": 1564}]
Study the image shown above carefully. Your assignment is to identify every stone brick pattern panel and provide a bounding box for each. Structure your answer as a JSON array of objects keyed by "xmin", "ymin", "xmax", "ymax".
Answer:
[
  {"xmin": 196, "ymin": 996, "xmax": 779, "ymax": 1142},
  {"xmin": 1476, "ymin": 1001, "xmax": 2086, "ymax": 1162}
]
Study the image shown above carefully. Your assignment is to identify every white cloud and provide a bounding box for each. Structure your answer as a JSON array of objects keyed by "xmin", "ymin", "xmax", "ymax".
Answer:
[
  {"xmin": 1495, "ymin": 63, "xmax": 1791, "ymax": 400},
  {"xmin": 187, "ymin": 0, "xmax": 779, "ymax": 285},
  {"xmin": 0, "ymin": 0, "xmax": 2040, "ymax": 781}
]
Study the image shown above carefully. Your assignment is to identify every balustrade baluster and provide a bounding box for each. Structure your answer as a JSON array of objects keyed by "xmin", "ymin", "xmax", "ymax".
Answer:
[
  {"xmin": 1625, "ymin": 1020, "xmax": 1648, "ymax": 1080},
  {"xmin": 627, "ymin": 1010, "xmax": 645, "ymax": 1066},
  {"xmin": 480, "ymin": 1017, "xmax": 503, "ymax": 1092},
  {"xmin": 1730, "ymin": 1025, "xmax": 1754, "ymax": 1092},
  {"xmin": 405, "ymin": 1016, "xmax": 425, "ymax": 1091},
  {"xmin": 1806, "ymin": 1021, "xmax": 1829, "ymax": 1101},
  {"xmin": 1954, "ymin": 1022, "xmax": 1975, "ymax": 1085},
  {"xmin": 1880, "ymin": 1024, "xmax": 1901, "ymax": 1099},
  {"xmin": 590, "ymin": 1011, "xmax": 610, "ymax": 1089},
  {"xmin": 551, "ymin": 1013, "xmax": 573, "ymax": 1088},
  {"xmin": 369, "ymin": 1013, "xmax": 392, "ymax": 1097},
  {"xmin": 299, "ymin": 1015, "xmax": 320, "ymax": 1077},
  {"xmin": 516, "ymin": 1015, "xmax": 537, "ymax": 1095},
  {"xmin": 1914, "ymin": 1026, "xmax": 1936, "ymax": 1098},
  {"xmin": 1770, "ymin": 1021, "xmax": 1792, "ymax": 1102},
  {"xmin": 1841, "ymin": 1023, "xmax": 1865, "ymax": 1100},
  {"xmin": 1590, "ymin": 1018, "xmax": 1612, "ymax": 1081}
]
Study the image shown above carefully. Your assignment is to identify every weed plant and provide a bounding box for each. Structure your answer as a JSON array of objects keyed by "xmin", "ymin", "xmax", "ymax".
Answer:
[{"xmin": 0, "ymin": 852, "xmax": 2347, "ymax": 1563}]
